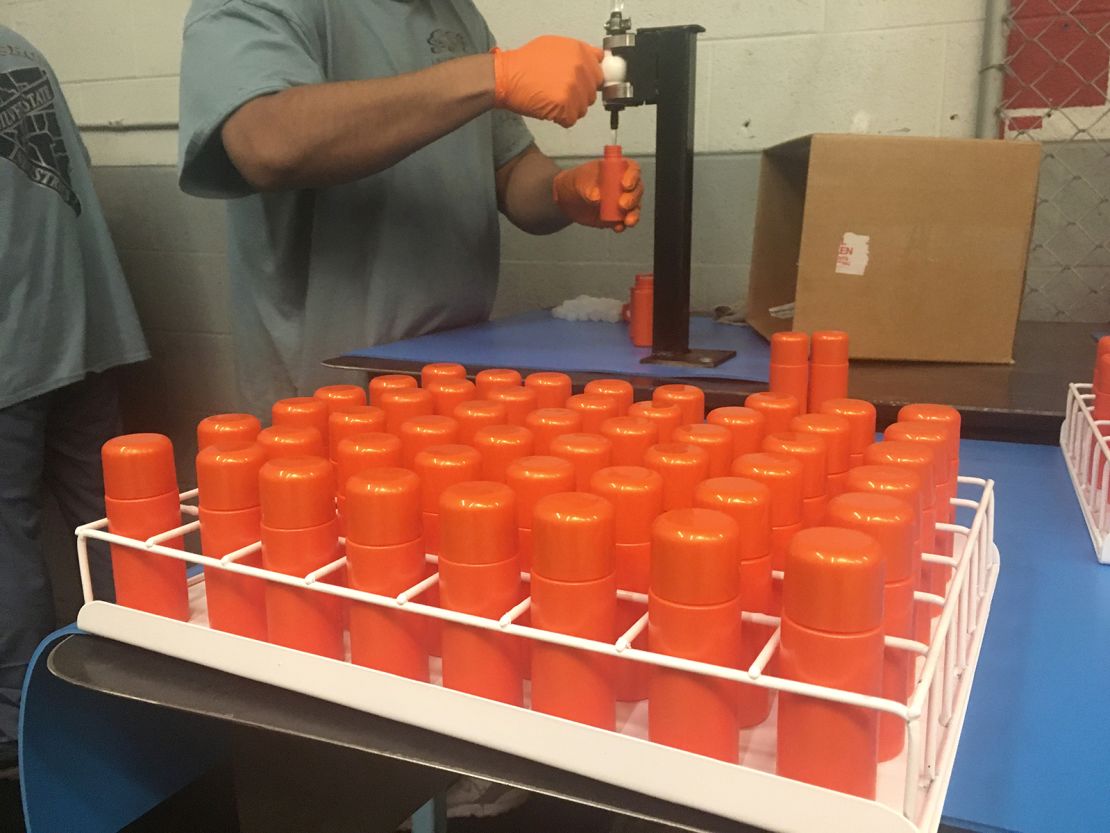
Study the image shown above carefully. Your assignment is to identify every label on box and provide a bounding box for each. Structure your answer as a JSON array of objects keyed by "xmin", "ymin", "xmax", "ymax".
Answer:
[{"xmin": 835, "ymin": 233, "xmax": 870, "ymax": 276}]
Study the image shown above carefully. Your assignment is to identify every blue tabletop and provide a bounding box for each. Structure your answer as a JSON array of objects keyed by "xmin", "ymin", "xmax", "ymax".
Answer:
[
  {"xmin": 944, "ymin": 440, "xmax": 1109, "ymax": 833},
  {"xmin": 343, "ymin": 311, "xmax": 772, "ymax": 384}
]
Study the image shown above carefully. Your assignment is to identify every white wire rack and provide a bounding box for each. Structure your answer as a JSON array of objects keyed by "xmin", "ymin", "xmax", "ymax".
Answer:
[
  {"xmin": 1059, "ymin": 382, "xmax": 1110, "ymax": 563},
  {"xmin": 75, "ymin": 477, "xmax": 998, "ymax": 833}
]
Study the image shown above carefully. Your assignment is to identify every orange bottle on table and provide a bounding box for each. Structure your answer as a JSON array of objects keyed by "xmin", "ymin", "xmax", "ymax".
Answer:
[
  {"xmin": 648, "ymin": 508, "xmax": 742, "ymax": 762},
  {"xmin": 380, "ymin": 388, "xmax": 435, "ymax": 435},
  {"xmin": 259, "ymin": 456, "xmax": 343, "ymax": 659},
  {"xmin": 413, "ymin": 444, "xmax": 482, "ymax": 555},
  {"xmin": 673, "ymin": 423, "xmax": 733, "ymax": 478},
  {"xmin": 590, "ymin": 466, "xmax": 664, "ymax": 702},
  {"xmin": 744, "ymin": 392, "xmax": 800, "ymax": 435},
  {"xmin": 845, "ymin": 466, "xmax": 924, "ymax": 581},
  {"xmin": 473, "ymin": 425, "xmax": 534, "ymax": 482},
  {"xmin": 313, "ymin": 384, "xmax": 367, "ymax": 413},
  {"xmin": 763, "ymin": 432, "xmax": 828, "ymax": 527},
  {"xmin": 328, "ymin": 406, "xmax": 386, "ymax": 462},
  {"xmin": 599, "ymin": 144, "xmax": 627, "ymax": 225},
  {"xmin": 489, "ymin": 385, "xmax": 539, "ymax": 426},
  {"xmin": 769, "ymin": 332, "xmax": 810, "ymax": 413},
  {"xmin": 427, "ymin": 378, "xmax": 477, "ymax": 417},
  {"xmin": 600, "ymin": 416, "xmax": 658, "ymax": 466},
  {"xmin": 399, "ymin": 415, "xmax": 459, "ymax": 469},
  {"xmin": 628, "ymin": 274, "xmax": 654, "ymax": 348},
  {"xmin": 820, "ymin": 398, "xmax": 877, "ymax": 469},
  {"xmin": 644, "ymin": 442, "xmax": 710, "ymax": 510},
  {"xmin": 524, "ymin": 407, "xmax": 582, "ymax": 454},
  {"xmin": 345, "ymin": 468, "xmax": 429, "ymax": 681},
  {"xmin": 421, "ymin": 362, "xmax": 467, "ymax": 389},
  {"xmin": 257, "ymin": 426, "xmax": 325, "ymax": 460},
  {"xmin": 694, "ymin": 477, "xmax": 774, "ymax": 727},
  {"xmin": 777, "ymin": 527, "xmax": 884, "ymax": 798},
  {"xmin": 438, "ymin": 482, "xmax": 523, "ymax": 705},
  {"xmin": 505, "ymin": 455, "xmax": 576, "ymax": 571},
  {"xmin": 550, "ymin": 433, "xmax": 613, "ymax": 491},
  {"xmin": 196, "ymin": 442, "xmax": 268, "ymax": 640},
  {"xmin": 273, "ymin": 396, "xmax": 329, "ymax": 441},
  {"xmin": 707, "ymin": 406, "xmax": 766, "ymax": 457},
  {"xmin": 584, "ymin": 379, "xmax": 634, "ymax": 415},
  {"xmin": 566, "ymin": 393, "xmax": 621, "ymax": 434},
  {"xmin": 897, "ymin": 404, "xmax": 963, "ymax": 533},
  {"xmin": 653, "ymin": 384, "xmax": 705, "ymax": 426},
  {"xmin": 885, "ymin": 420, "xmax": 954, "ymax": 575},
  {"xmin": 530, "ymin": 492, "xmax": 617, "ymax": 729},
  {"xmin": 197, "ymin": 413, "xmax": 261, "ymax": 451},
  {"xmin": 475, "ymin": 368, "xmax": 523, "ymax": 398},
  {"xmin": 791, "ymin": 413, "xmax": 852, "ymax": 497},
  {"xmin": 524, "ymin": 372, "xmax": 572, "ymax": 409},
  {"xmin": 827, "ymin": 492, "xmax": 916, "ymax": 761},
  {"xmin": 335, "ymin": 432, "xmax": 403, "ymax": 508},
  {"xmin": 102, "ymin": 434, "xmax": 188, "ymax": 620},
  {"xmin": 369, "ymin": 374, "xmax": 417, "ymax": 407},
  {"xmin": 453, "ymin": 399, "xmax": 509, "ymax": 445},
  {"xmin": 808, "ymin": 331, "xmax": 850, "ymax": 412},
  {"xmin": 627, "ymin": 401, "xmax": 683, "ymax": 443}
]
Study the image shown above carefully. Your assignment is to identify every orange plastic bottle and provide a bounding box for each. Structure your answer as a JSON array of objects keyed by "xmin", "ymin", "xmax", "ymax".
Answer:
[
  {"xmin": 412, "ymin": 444, "xmax": 482, "ymax": 555},
  {"xmin": 599, "ymin": 144, "xmax": 627, "ymax": 225},
  {"xmin": 791, "ymin": 413, "xmax": 852, "ymax": 497},
  {"xmin": 327, "ymin": 406, "xmax": 386, "ymax": 462},
  {"xmin": 530, "ymin": 492, "xmax": 617, "ymax": 729},
  {"xmin": 399, "ymin": 415, "xmax": 460, "ymax": 469},
  {"xmin": 628, "ymin": 274, "xmax": 654, "ymax": 348},
  {"xmin": 335, "ymin": 432, "xmax": 403, "ymax": 506},
  {"xmin": 272, "ymin": 397, "xmax": 329, "ymax": 443},
  {"xmin": 600, "ymin": 416, "xmax": 658, "ymax": 466},
  {"xmin": 549, "ymin": 433, "xmax": 613, "ymax": 491},
  {"xmin": 380, "ymin": 388, "xmax": 435, "ymax": 435},
  {"xmin": 653, "ymin": 384, "xmax": 705, "ymax": 426},
  {"xmin": 427, "ymin": 378, "xmax": 477, "ymax": 417},
  {"xmin": 453, "ymin": 399, "xmax": 509, "ymax": 445},
  {"xmin": 368, "ymin": 374, "xmax": 417, "ymax": 407},
  {"xmin": 706, "ymin": 406, "xmax": 766, "ymax": 457},
  {"xmin": 313, "ymin": 384, "xmax": 367, "ymax": 413},
  {"xmin": 808, "ymin": 331, "xmax": 850, "ymax": 412},
  {"xmin": 566, "ymin": 393, "xmax": 621, "ymax": 434},
  {"xmin": 819, "ymin": 398, "xmax": 877, "ymax": 469},
  {"xmin": 197, "ymin": 413, "xmax": 261, "ymax": 451},
  {"xmin": 590, "ymin": 466, "xmax": 664, "ymax": 702},
  {"xmin": 649, "ymin": 508, "xmax": 742, "ymax": 762},
  {"xmin": 524, "ymin": 407, "xmax": 582, "ymax": 454},
  {"xmin": 524, "ymin": 372, "xmax": 572, "ymax": 409},
  {"xmin": 763, "ymin": 432, "xmax": 829, "ymax": 528},
  {"xmin": 345, "ymin": 468, "xmax": 429, "ymax": 681},
  {"xmin": 438, "ymin": 482, "xmax": 523, "ymax": 705},
  {"xmin": 473, "ymin": 425, "xmax": 535, "ymax": 482},
  {"xmin": 475, "ymin": 368, "xmax": 523, "ymax": 399},
  {"xmin": 196, "ymin": 442, "xmax": 268, "ymax": 639},
  {"xmin": 505, "ymin": 456, "xmax": 576, "ymax": 571},
  {"xmin": 421, "ymin": 362, "xmax": 467, "ymax": 389},
  {"xmin": 257, "ymin": 426, "xmax": 326, "ymax": 460},
  {"xmin": 102, "ymin": 434, "xmax": 188, "ymax": 619},
  {"xmin": 694, "ymin": 477, "xmax": 774, "ymax": 727},
  {"xmin": 673, "ymin": 423, "xmax": 733, "ymax": 478},
  {"xmin": 885, "ymin": 420, "xmax": 954, "ymax": 584},
  {"xmin": 777, "ymin": 527, "xmax": 884, "ymax": 798},
  {"xmin": 488, "ymin": 385, "xmax": 539, "ymax": 426},
  {"xmin": 769, "ymin": 332, "xmax": 810, "ymax": 413},
  {"xmin": 584, "ymin": 379, "xmax": 634, "ymax": 415},
  {"xmin": 627, "ymin": 401, "xmax": 683, "ymax": 443},
  {"xmin": 744, "ymin": 392, "xmax": 800, "ymax": 435},
  {"xmin": 643, "ymin": 443, "xmax": 710, "ymax": 510},
  {"xmin": 827, "ymin": 492, "xmax": 916, "ymax": 761},
  {"xmin": 259, "ymin": 456, "xmax": 343, "ymax": 658}
]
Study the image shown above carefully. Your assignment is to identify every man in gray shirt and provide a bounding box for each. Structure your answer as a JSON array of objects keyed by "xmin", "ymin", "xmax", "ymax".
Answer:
[
  {"xmin": 178, "ymin": 0, "xmax": 642, "ymax": 418},
  {"xmin": 0, "ymin": 25, "xmax": 150, "ymax": 776}
]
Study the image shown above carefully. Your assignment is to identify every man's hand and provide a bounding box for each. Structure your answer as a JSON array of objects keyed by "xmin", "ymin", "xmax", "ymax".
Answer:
[
  {"xmin": 493, "ymin": 36, "xmax": 604, "ymax": 128},
  {"xmin": 553, "ymin": 159, "xmax": 643, "ymax": 232}
]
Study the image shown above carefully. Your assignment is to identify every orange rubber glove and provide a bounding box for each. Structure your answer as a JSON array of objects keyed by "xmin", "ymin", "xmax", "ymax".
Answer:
[
  {"xmin": 493, "ymin": 36, "xmax": 604, "ymax": 128},
  {"xmin": 553, "ymin": 159, "xmax": 644, "ymax": 232}
]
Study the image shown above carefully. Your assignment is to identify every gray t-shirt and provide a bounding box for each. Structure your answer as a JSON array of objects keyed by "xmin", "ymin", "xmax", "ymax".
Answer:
[
  {"xmin": 178, "ymin": 0, "xmax": 535, "ymax": 418},
  {"xmin": 0, "ymin": 27, "xmax": 149, "ymax": 410}
]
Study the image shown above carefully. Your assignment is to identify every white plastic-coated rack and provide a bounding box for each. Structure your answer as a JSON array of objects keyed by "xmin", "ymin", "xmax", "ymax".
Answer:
[
  {"xmin": 75, "ymin": 476, "xmax": 998, "ymax": 833},
  {"xmin": 1060, "ymin": 382, "xmax": 1110, "ymax": 563}
]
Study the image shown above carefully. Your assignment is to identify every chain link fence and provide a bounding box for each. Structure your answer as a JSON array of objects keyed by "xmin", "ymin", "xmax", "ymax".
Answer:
[{"xmin": 1000, "ymin": 0, "xmax": 1110, "ymax": 322}]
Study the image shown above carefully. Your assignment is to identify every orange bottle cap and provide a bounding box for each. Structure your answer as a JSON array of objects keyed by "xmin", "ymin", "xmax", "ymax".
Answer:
[
  {"xmin": 549, "ymin": 432, "xmax": 613, "ymax": 489},
  {"xmin": 744, "ymin": 392, "xmax": 800, "ymax": 434},
  {"xmin": 257, "ymin": 426, "xmax": 326, "ymax": 460},
  {"xmin": 589, "ymin": 465, "xmax": 664, "ymax": 545},
  {"xmin": 771, "ymin": 331, "xmax": 810, "ymax": 365},
  {"xmin": 652, "ymin": 384, "xmax": 706, "ymax": 425},
  {"xmin": 626, "ymin": 400, "xmax": 683, "ymax": 443},
  {"xmin": 427, "ymin": 378, "xmax": 478, "ymax": 417},
  {"xmin": 272, "ymin": 397, "xmax": 329, "ymax": 436},
  {"xmin": 313, "ymin": 384, "xmax": 367, "ymax": 413},
  {"xmin": 413, "ymin": 444, "xmax": 483, "ymax": 513},
  {"xmin": 439, "ymin": 481, "xmax": 517, "ymax": 565},
  {"xmin": 826, "ymin": 492, "xmax": 916, "ymax": 583},
  {"xmin": 524, "ymin": 372, "xmax": 573, "ymax": 409},
  {"xmin": 818, "ymin": 398, "xmax": 877, "ymax": 457},
  {"xmin": 884, "ymin": 421, "xmax": 952, "ymax": 485},
  {"xmin": 473, "ymin": 424, "xmax": 535, "ymax": 481},
  {"xmin": 369, "ymin": 374, "xmax": 417, "ymax": 407},
  {"xmin": 196, "ymin": 441, "xmax": 266, "ymax": 511},
  {"xmin": 566, "ymin": 393, "xmax": 621, "ymax": 432},
  {"xmin": 643, "ymin": 442, "xmax": 710, "ymax": 509},
  {"xmin": 532, "ymin": 492, "xmax": 615, "ymax": 582},
  {"xmin": 731, "ymin": 452, "xmax": 804, "ymax": 528},
  {"xmin": 693, "ymin": 477, "xmax": 771, "ymax": 562},
  {"xmin": 790, "ymin": 413, "xmax": 851, "ymax": 475},
  {"xmin": 336, "ymin": 432, "xmax": 403, "ymax": 492},
  {"xmin": 421, "ymin": 362, "xmax": 467, "ymax": 389},
  {"xmin": 344, "ymin": 467, "xmax": 421, "ymax": 546},
  {"xmin": 811, "ymin": 331, "xmax": 850, "ymax": 364},
  {"xmin": 488, "ymin": 385, "xmax": 539, "ymax": 426},
  {"xmin": 600, "ymin": 415, "xmax": 659, "ymax": 465},
  {"xmin": 380, "ymin": 388, "xmax": 435, "ymax": 434},
  {"xmin": 651, "ymin": 508, "xmax": 740, "ymax": 606},
  {"xmin": 505, "ymin": 455, "xmax": 577, "ymax": 529},
  {"xmin": 400, "ymin": 415, "xmax": 460, "ymax": 467},
  {"xmin": 328, "ymin": 406, "xmax": 387, "ymax": 460},
  {"xmin": 453, "ymin": 399, "xmax": 509, "ymax": 443},
  {"xmin": 844, "ymin": 465, "xmax": 924, "ymax": 527},
  {"xmin": 763, "ymin": 432, "xmax": 828, "ymax": 499},
  {"xmin": 706, "ymin": 406, "xmax": 766, "ymax": 456},
  {"xmin": 475, "ymin": 368, "xmax": 523, "ymax": 398},
  {"xmin": 784, "ymin": 526, "xmax": 884, "ymax": 633},
  {"xmin": 897, "ymin": 404, "xmax": 961, "ymax": 460},
  {"xmin": 259, "ymin": 456, "xmax": 336, "ymax": 530},
  {"xmin": 102, "ymin": 433, "xmax": 177, "ymax": 500},
  {"xmin": 524, "ymin": 407, "xmax": 583, "ymax": 453},
  {"xmin": 584, "ymin": 379, "xmax": 634, "ymax": 414},
  {"xmin": 672, "ymin": 423, "xmax": 733, "ymax": 477},
  {"xmin": 197, "ymin": 413, "xmax": 261, "ymax": 451},
  {"xmin": 863, "ymin": 441, "xmax": 936, "ymax": 509}
]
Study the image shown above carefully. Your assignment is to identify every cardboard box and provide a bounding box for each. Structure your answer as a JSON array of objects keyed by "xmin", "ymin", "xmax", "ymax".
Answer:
[{"xmin": 745, "ymin": 134, "xmax": 1041, "ymax": 363}]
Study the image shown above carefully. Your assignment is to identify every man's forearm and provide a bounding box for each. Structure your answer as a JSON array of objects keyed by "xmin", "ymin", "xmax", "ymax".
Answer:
[
  {"xmin": 497, "ymin": 146, "xmax": 570, "ymax": 235},
  {"xmin": 223, "ymin": 54, "xmax": 495, "ymax": 191}
]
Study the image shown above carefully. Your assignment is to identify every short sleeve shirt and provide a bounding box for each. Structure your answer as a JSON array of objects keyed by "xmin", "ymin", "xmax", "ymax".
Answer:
[{"xmin": 178, "ymin": 0, "xmax": 535, "ymax": 417}]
